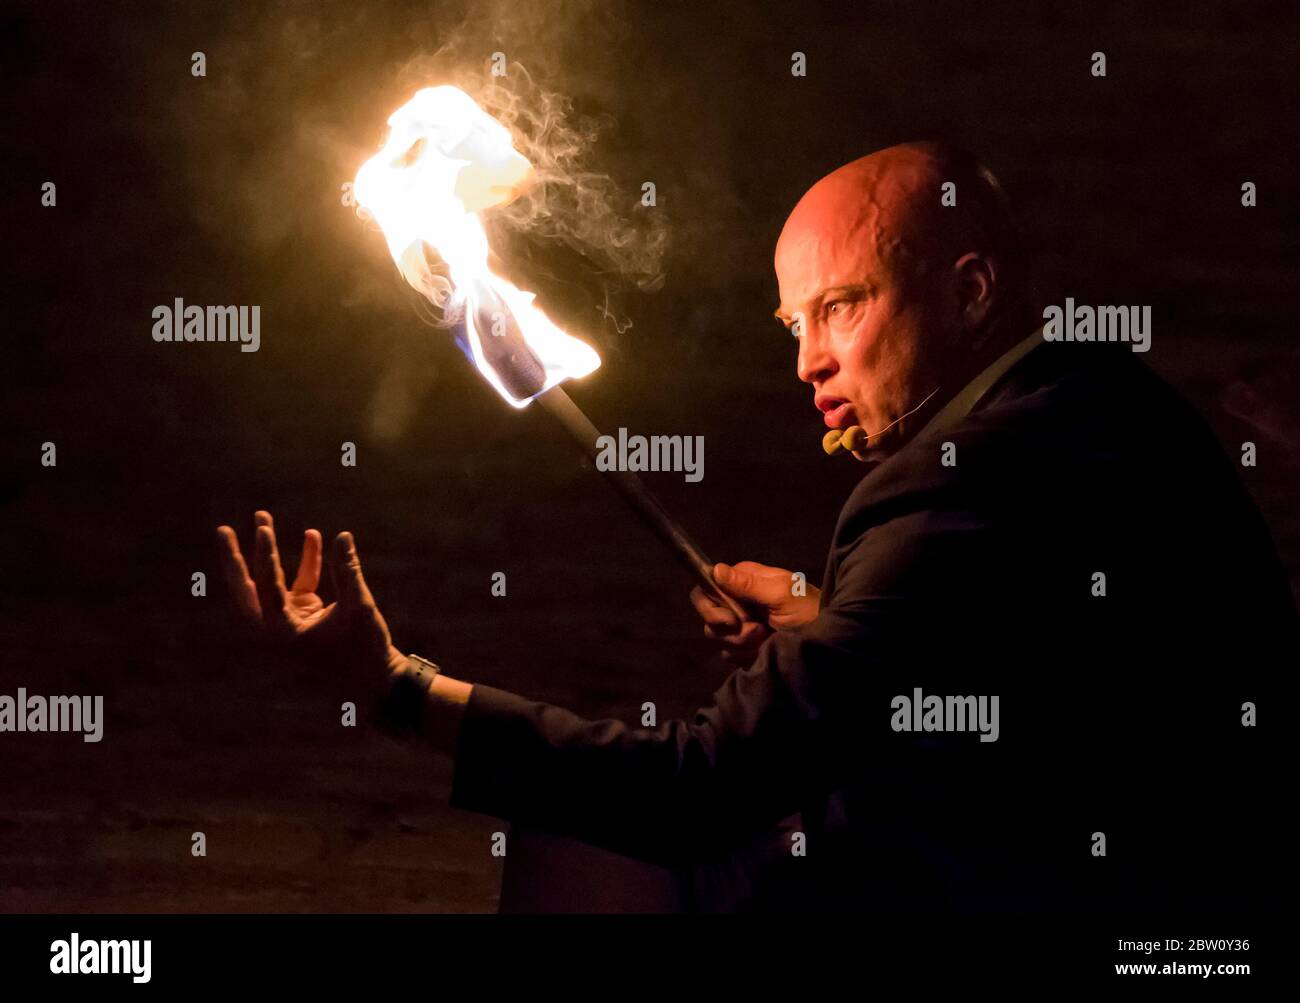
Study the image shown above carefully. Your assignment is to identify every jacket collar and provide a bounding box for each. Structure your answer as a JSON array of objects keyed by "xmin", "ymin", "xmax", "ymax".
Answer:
[{"xmin": 913, "ymin": 325, "xmax": 1046, "ymax": 442}]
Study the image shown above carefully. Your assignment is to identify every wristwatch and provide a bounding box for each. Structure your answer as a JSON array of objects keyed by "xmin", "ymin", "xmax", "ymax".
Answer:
[{"xmin": 376, "ymin": 653, "xmax": 440, "ymax": 738}]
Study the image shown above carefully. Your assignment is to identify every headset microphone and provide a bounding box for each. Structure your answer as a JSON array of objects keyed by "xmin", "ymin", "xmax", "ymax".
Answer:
[{"xmin": 821, "ymin": 386, "xmax": 942, "ymax": 458}]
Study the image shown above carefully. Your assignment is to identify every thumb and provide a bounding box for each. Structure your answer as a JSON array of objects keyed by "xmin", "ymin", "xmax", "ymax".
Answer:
[
  {"xmin": 714, "ymin": 562, "xmax": 786, "ymax": 606},
  {"xmin": 330, "ymin": 531, "xmax": 375, "ymax": 610}
]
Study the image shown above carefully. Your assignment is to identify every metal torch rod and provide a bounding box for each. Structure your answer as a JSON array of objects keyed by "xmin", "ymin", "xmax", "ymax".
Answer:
[{"xmin": 537, "ymin": 386, "xmax": 748, "ymax": 621}]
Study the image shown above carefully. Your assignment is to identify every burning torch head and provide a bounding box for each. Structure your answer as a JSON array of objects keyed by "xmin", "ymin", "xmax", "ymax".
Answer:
[{"xmin": 355, "ymin": 85, "xmax": 600, "ymax": 410}]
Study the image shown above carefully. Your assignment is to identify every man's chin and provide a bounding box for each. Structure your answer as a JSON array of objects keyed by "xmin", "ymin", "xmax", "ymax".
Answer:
[
  {"xmin": 851, "ymin": 426, "xmax": 903, "ymax": 463},
  {"xmin": 859, "ymin": 407, "xmax": 937, "ymax": 460},
  {"xmin": 849, "ymin": 445, "xmax": 885, "ymax": 465}
]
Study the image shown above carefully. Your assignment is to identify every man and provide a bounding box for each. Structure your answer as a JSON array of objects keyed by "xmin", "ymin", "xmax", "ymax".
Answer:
[{"xmin": 218, "ymin": 143, "xmax": 1291, "ymax": 913}]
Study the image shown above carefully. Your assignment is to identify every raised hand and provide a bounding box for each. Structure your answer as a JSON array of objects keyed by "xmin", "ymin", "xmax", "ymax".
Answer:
[{"xmin": 216, "ymin": 511, "xmax": 405, "ymax": 691}]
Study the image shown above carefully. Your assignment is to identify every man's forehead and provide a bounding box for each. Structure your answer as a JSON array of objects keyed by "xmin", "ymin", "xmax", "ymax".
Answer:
[
  {"xmin": 775, "ymin": 150, "xmax": 941, "ymax": 315},
  {"xmin": 775, "ymin": 200, "xmax": 886, "ymax": 314}
]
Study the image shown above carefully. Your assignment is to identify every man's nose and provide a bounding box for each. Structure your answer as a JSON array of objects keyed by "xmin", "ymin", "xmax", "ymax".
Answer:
[{"xmin": 797, "ymin": 329, "xmax": 837, "ymax": 385}]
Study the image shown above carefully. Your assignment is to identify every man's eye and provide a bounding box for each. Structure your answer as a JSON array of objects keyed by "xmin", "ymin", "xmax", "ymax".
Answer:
[
  {"xmin": 790, "ymin": 317, "xmax": 804, "ymax": 338},
  {"xmin": 825, "ymin": 299, "xmax": 861, "ymax": 324}
]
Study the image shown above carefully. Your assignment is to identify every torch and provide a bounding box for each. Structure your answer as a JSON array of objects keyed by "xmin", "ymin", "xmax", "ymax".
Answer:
[{"xmin": 353, "ymin": 85, "xmax": 746, "ymax": 620}]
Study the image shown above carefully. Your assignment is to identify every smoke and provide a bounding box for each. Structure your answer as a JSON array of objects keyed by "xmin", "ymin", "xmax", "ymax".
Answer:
[{"xmin": 170, "ymin": 0, "xmax": 668, "ymax": 345}]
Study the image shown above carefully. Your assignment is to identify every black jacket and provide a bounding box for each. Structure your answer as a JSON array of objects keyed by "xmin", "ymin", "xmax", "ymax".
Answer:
[{"xmin": 450, "ymin": 342, "xmax": 1293, "ymax": 912}]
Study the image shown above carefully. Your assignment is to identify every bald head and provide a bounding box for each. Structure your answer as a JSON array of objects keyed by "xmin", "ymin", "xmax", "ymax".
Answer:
[
  {"xmin": 774, "ymin": 142, "xmax": 1033, "ymax": 460},
  {"xmin": 777, "ymin": 142, "xmax": 1025, "ymax": 312}
]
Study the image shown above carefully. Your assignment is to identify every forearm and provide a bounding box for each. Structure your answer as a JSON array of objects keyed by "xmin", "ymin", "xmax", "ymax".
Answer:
[
  {"xmin": 441, "ymin": 631, "xmax": 838, "ymax": 866},
  {"xmin": 448, "ymin": 682, "xmax": 742, "ymax": 865},
  {"xmin": 416, "ymin": 673, "xmax": 473, "ymax": 754}
]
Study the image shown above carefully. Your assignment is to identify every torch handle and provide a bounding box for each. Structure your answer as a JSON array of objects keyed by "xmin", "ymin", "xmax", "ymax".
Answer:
[{"xmin": 538, "ymin": 387, "xmax": 749, "ymax": 622}]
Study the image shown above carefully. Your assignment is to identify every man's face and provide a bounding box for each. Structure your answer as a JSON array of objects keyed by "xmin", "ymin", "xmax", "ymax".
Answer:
[{"xmin": 774, "ymin": 166, "xmax": 959, "ymax": 460}]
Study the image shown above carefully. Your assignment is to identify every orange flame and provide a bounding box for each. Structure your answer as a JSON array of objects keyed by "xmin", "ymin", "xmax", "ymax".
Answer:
[{"xmin": 354, "ymin": 86, "xmax": 600, "ymax": 407}]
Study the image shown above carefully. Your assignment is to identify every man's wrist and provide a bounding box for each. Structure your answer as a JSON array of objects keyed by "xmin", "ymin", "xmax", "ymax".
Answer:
[{"xmin": 375, "ymin": 652, "xmax": 440, "ymax": 739}]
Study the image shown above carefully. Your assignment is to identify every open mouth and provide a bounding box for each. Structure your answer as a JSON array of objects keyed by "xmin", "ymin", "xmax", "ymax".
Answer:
[{"xmin": 820, "ymin": 400, "xmax": 854, "ymax": 429}]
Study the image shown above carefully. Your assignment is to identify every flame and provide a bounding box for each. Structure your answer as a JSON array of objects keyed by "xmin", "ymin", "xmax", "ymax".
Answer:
[{"xmin": 354, "ymin": 86, "xmax": 600, "ymax": 407}]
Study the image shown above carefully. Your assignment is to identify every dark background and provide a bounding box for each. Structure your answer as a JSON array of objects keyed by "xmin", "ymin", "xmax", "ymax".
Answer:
[{"xmin": 3, "ymin": 0, "xmax": 1296, "ymax": 912}]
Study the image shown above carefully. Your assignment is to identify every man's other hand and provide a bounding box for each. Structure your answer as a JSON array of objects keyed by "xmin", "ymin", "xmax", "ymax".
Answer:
[
  {"xmin": 216, "ymin": 511, "xmax": 405, "ymax": 693},
  {"xmin": 689, "ymin": 561, "xmax": 821, "ymax": 663}
]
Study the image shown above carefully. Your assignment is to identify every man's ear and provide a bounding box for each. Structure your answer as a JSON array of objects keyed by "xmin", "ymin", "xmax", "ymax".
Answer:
[{"xmin": 954, "ymin": 252, "xmax": 996, "ymax": 339}]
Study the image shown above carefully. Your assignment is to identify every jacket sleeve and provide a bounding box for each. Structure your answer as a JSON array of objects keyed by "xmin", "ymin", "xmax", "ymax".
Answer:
[{"xmin": 448, "ymin": 507, "xmax": 977, "ymax": 867}]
